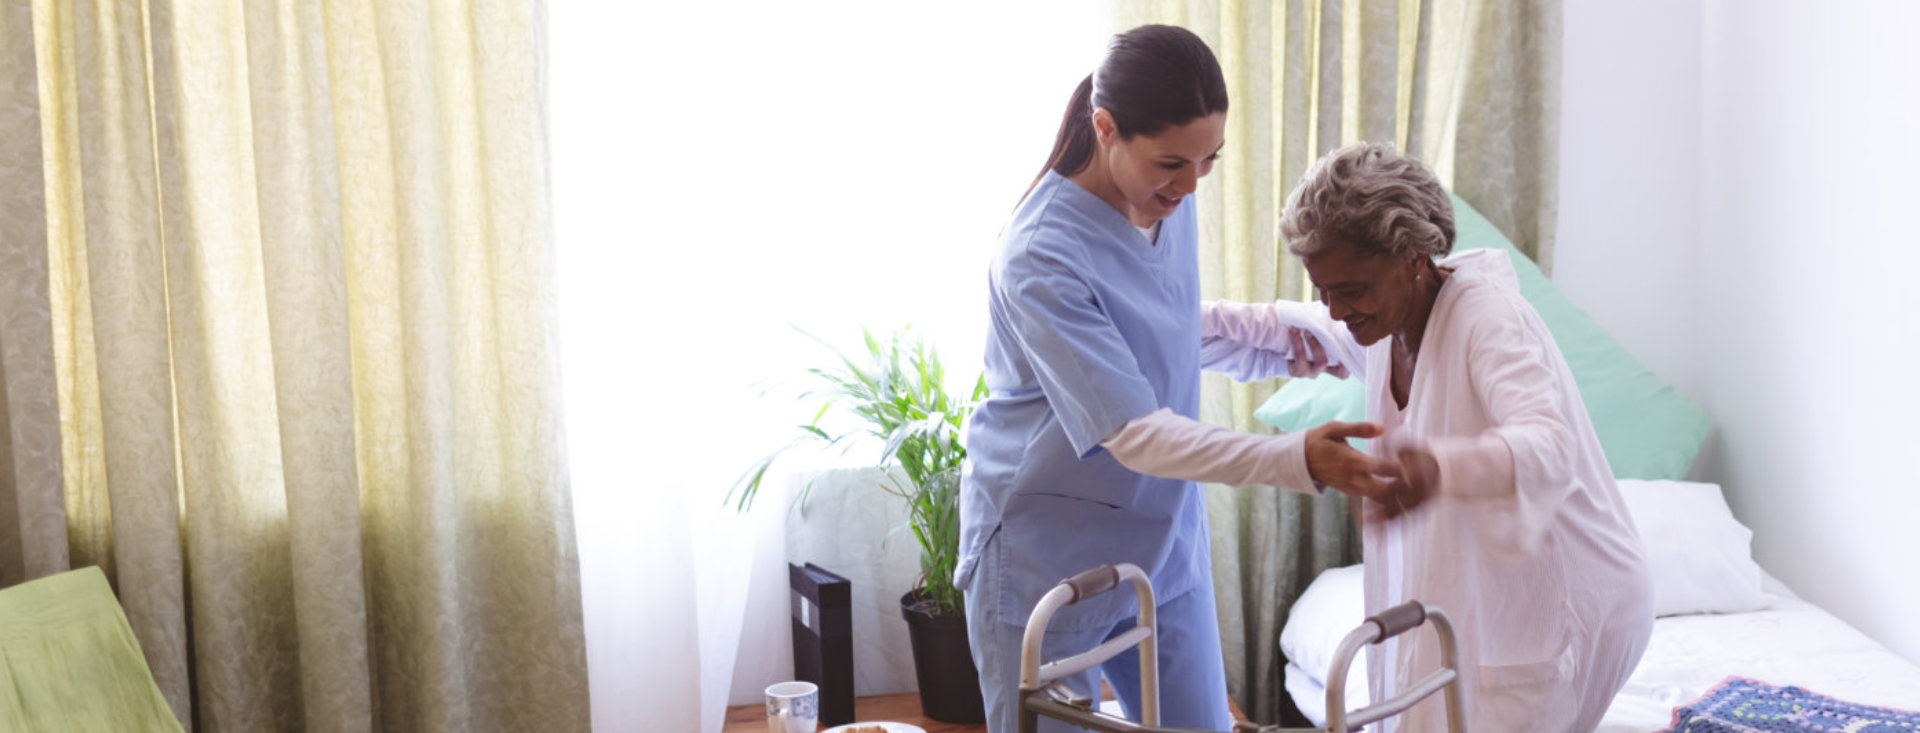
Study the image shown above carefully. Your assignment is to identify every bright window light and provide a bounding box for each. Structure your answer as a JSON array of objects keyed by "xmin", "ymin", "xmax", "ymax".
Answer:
[{"xmin": 551, "ymin": 3, "xmax": 1114, "ymax": 728}]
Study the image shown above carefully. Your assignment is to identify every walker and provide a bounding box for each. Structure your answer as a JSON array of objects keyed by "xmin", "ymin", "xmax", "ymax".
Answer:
[{"xmin": 1017, "ymin": 563, "xmax": 1467, "ymax": 733}]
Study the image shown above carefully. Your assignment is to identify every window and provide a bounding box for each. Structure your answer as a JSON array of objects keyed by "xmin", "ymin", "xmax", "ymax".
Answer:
[{"xmin": 549, "ymin": 2, "xmax": 1113, "ymax": 723}]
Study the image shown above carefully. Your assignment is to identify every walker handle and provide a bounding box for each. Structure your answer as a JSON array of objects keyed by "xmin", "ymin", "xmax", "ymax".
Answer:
[
  {"xmin": 1367, "ymin": 601, "xmax": 1428, "ymax": 640},
  {"xmin": 1020, "ymin": 564, "xmax": 1161, "ymax": 727},
  {"xmin": 1061, "ymin": 564, "xmax": 1121, "ymax": 604}
]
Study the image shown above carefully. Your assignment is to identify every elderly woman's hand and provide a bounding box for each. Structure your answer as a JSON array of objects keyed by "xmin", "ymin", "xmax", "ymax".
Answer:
[
  {"xmin": 1372, "ymin": 446, "xmax": 1440, "ymax": 520},
  {"xmin": 1287, "ymin": 326, "xmax": 1352, "ymax": 379},
  {"xmin": 1303, "ymin": 421, "xmax": 1397, "ymax": 497}
]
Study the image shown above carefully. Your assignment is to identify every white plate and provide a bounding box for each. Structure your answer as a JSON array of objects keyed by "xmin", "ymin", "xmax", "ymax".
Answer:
[{"xmin": 820, "ymin": 723, "xmax": 928, "ymax": 733}]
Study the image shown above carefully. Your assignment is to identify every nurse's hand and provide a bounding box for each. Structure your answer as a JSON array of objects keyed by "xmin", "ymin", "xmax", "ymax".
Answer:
[{"xmin": 1304, "ymin": 421, "xmax": 1396, "ymax": 497}]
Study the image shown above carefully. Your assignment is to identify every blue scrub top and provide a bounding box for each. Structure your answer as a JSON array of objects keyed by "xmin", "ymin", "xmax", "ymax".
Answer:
[{"xmin": 956, "ymin": 170, "xmax": 1209, "ymax": 631}]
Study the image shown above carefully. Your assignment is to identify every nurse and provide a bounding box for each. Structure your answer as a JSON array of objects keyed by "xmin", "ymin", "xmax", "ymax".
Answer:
[
  {"xmin": 1202, "ymin": 142, "xmax": 1655, "ymax": 731},
  {"xmin": 957, "ymin": 25, "xmax": 1393, "ymax": 733}
]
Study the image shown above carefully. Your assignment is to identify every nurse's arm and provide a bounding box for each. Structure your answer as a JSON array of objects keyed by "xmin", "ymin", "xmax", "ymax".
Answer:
[
  {"xmin": 1200, "ymin": 299, "xmax": 1365, "ymax": 382},
  {"xmin": 1099, "ymin": 408, "xmax": 1394, "ymax": 495}
]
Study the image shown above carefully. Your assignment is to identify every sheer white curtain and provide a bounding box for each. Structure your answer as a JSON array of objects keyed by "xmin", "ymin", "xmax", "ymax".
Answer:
[{"xmin": 549, "ymin": 3, "xmax": 1112, "ymax": 730}]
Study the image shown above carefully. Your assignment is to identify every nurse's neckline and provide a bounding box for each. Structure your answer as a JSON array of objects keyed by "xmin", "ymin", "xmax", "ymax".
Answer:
[
  {"xmin": 1055, "ymin": 172, "xmax": 1174, "ymax": 250},
  {"xmin": 1134, "ymin": 220, "xmax": 1162, "ymax": 246}
]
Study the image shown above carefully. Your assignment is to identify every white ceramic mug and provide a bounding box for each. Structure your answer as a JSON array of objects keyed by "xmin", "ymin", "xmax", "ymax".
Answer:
[{"xmin": 764, "ymin": 680, "xmax": 819, "ymax": 733}]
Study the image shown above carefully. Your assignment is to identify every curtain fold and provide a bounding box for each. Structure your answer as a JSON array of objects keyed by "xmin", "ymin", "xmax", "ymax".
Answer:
[
  {"xmin": 0, "ymin": 1, "xmax": 587, "ymax": 731},
  {"xmin": 1109, "ymin": 0, "xmax": 1561, "ymax": 722},
  {"xmin": 1, "ymin": 0, "xmax": 70, "ymax": 592}
]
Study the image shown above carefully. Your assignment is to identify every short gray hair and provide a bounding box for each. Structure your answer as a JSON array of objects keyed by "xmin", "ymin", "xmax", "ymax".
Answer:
[{"xmin": 1280, "ymin": 142, "xmax": 1455, "ymax": 261}]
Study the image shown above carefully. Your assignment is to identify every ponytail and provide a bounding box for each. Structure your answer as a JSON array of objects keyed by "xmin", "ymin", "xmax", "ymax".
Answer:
[{"xmin": 1026, "ymin": 74, "xmax": 1097, "ymax": 200}]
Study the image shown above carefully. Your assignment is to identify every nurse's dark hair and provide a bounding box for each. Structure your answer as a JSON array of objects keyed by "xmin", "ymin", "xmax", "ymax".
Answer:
[
  {"xmin": 1028, "ymin": 25, "xmax": 1228, "ymax": 197},
  {"xmin": 1281, "ymin": 142, "xmax": 1455, "ymax": 261}
]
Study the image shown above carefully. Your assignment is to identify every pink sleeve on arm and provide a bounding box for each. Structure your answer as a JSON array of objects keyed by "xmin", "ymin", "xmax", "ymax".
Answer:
[
  {"xmin": 1099, "ymin": 408, "xmax": 1322, "ymax": 494},
  {"xmin": 1430, "ymin": 433, "xmax": 1516, "ymax": 499},
  {"xmin": 1432, "ymin": 290, "xmax": 1582, "ymax": 555}
]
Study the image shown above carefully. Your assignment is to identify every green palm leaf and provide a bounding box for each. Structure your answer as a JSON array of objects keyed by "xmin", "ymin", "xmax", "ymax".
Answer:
[{"xmin": 728, "ymin": 326, "xmax": 981, "ymax": 616}]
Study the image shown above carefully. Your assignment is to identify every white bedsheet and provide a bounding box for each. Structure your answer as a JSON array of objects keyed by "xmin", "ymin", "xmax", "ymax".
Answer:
[
  {"xmin": 1597, "ymin": 587, "xmax": 1920, "ymax": 732},
  {"xmin": 1285, "ymin": 576, "xmax": 1920, "ymax": 732}
]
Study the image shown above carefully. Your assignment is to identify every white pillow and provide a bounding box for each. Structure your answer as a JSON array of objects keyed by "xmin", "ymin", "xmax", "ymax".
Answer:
[
  {"xmin": 1285, "ymin": 660, "xmax": 1367, "ymax": 729},
  {"xmin": 1615, "ymin": 478, "xmax": 1767, "ymax": 616},
  {"xmin": 1278, "ymin": 564, "xmax": 1369, "ymax": 723}
]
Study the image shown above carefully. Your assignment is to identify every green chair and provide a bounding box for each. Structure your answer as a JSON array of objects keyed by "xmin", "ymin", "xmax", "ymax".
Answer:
[{"xmin": 0, "ymin": 566, "xmax": 185, "ymax": 732}]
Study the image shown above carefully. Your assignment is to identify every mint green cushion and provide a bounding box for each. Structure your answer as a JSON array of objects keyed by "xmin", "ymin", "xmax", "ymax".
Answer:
[
  {"xmin": 1252, "ymin": 194, "xmax": 1712, "ymax": 480},
  {"xmin": 1253, "ymin": 374, "xmax": 1368, "ymax": 448},
  {"xmin": 0, "ymin": 567, "xmax": 185, "ymax": 732}
]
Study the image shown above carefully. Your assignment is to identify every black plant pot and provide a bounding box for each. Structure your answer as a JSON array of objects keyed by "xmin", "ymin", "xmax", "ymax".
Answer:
[{"xmin": 899, "ymin": 588, "xmax": 986, "ymax": 724}]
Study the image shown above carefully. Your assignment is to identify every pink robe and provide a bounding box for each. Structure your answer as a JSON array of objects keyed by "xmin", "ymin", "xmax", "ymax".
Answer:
[{"xmin": 1204, "ymin": 249, "xmax": 1654, "ymax": 732}]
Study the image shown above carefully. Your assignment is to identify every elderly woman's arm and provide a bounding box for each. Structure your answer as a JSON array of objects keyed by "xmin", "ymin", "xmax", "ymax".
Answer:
[
  {"xmin": 1421, "ymin": 290, "xmax": 1582, "ymax": 555},
  {"xmin": 1200, "ymin": 299, "xmax": 1366, "ymax": 382}
]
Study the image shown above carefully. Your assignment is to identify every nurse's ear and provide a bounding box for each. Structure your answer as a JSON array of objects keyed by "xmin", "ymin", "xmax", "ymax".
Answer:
[{"xmin": 1091, "ymin": 108, "xmax": 1119, "ymax": 146}]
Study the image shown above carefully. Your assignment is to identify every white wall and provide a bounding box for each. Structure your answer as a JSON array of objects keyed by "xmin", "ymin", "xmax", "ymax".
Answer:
[
  {"xmin": 1554, "ymin": 0, "xmax": 1705, "ymax": 405},
  {"xmin": 1696, "ymin": 0, "xmax": 1920, "ymax": 663},
  {"xmin": 1556, "ymin": 0, "xmax": 1920, "ymax": 663}
]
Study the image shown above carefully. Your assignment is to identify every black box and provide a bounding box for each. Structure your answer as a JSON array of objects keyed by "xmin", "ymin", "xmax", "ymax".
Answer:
[{"xmin": 790, "ymin": 562, "xmax": 854, "ymax": 726}]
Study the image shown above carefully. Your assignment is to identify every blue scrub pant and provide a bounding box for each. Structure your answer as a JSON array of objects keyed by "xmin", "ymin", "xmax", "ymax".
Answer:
[{"xmin": 964, "ymin": 535, "xmax": 1232, "ymax": 733}]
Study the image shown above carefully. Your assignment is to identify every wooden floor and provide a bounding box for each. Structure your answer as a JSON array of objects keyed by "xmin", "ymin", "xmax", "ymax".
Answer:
[{"xmin": 721, "ymin": 690, "xmax": 1246, "ymax": 732}]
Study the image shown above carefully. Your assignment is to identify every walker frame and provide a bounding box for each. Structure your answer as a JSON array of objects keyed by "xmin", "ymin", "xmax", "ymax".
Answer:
[{"xmin": 1016, "ymin": 563, "xmax": 1466, "ymax": 733}]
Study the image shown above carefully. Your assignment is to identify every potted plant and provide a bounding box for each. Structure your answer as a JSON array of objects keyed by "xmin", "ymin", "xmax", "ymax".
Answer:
[{"xmin": 730, "ymin": 327, "xmax": 988, "ymax": 724}]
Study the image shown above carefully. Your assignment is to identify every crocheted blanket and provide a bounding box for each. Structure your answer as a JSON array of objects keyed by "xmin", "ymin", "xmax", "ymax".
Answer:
[{"xmin": 1663, "ymin": 676, "xmax": 1920, "ymax": 732}]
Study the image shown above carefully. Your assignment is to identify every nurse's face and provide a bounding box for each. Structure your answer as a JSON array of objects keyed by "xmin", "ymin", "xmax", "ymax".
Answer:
[
  {"xmin": 1303, "ymin": 240, "xmax": 1422, "ymax": 346},
  {"xmin": 1093, "ymin": 110, "xmax": 1226, "ymax": 227}
]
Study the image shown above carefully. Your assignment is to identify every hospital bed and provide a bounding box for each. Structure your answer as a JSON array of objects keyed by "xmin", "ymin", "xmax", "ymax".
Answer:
[{"xmin": 1019, "ymin": 563, "xmax": 1465, "ymax": 733}]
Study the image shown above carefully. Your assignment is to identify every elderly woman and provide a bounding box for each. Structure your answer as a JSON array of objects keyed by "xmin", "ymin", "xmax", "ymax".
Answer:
[{"xmin": 1202, "ymin": 142, "xmax": 1654, "ymax": 732}]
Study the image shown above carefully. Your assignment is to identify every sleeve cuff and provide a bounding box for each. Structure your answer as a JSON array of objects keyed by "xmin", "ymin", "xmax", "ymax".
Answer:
[
  {"xmin": 1431, "ymin": 433, "xmax": 1515, "ymax": 499},
  {"xmin": 1272, "ymin": 431, "xmax": 1323, "ymax": 495},
  {"xmin": 1200, "ymin": 300, "xmax": 1223, "ymax": 338}
]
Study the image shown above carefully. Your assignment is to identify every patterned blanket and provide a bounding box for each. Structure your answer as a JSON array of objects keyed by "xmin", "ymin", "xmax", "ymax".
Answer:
[{"xmin": 1663, "ymin": 677, "xmax": 1920, "ymax": 732}]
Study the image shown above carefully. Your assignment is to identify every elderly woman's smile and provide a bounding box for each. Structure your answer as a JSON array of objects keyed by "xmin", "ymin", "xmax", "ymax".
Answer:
[{"xmin": 1303, "ymin": 239, "xmax": 1428, "ymax": 347}]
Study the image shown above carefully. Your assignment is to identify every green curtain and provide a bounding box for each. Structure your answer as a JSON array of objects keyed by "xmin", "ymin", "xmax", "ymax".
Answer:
[
  {"xmin": 1107, "ymin": 0, "xmax": 1562, "ymax": 723},
  {"xmin": 0, "ymin": 1, "xmax": 589, "ymax": 731}
]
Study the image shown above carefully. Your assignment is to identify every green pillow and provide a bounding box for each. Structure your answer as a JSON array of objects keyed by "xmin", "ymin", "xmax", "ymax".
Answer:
[
  {"xmin": 1253, "ymin": 374, "xmax": 1367, "ymax": 448},
  {"xmin": 1252, "ymin": 194, "xmax": 1712, "ymax": 480}
]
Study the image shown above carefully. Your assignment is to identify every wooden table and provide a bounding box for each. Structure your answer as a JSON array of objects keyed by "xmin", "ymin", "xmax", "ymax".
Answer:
[{"xmin": 722, "ymin": 690, "xmax": 1246, "ymax": 732}]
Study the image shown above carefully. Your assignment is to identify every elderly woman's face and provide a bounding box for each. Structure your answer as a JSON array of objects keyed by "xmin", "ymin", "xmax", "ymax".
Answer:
[{"xmin": 1303, "ymin": 240, "xmax": 1422, "ymax": 346}]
